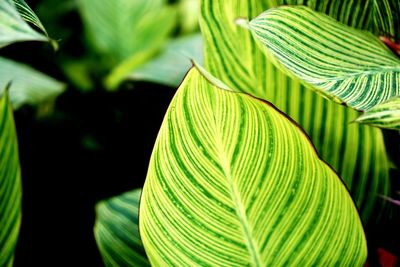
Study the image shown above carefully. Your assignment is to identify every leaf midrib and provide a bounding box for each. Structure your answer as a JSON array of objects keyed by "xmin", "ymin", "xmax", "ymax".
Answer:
[{"xmin": 212, "ymin": 111, "xmax": 263, "ymax": 267}]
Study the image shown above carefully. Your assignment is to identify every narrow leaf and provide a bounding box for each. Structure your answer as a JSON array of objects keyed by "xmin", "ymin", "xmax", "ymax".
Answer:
[
  {"xmin": 0, "ymin": 91, "xmax": 22, "ymax": 267},
  {"xmin": 0, "ymin": 0, "xmax": 50, "ymax": 48},
  {"xmin": 129, "ymin": 34, "xmax": 203, "ymax": 87},
  {"xmin": 140, "ymin": 67, "xmax": 367, "ymax": 266},
  {"xmin": 94, "ymin": 189, "xmax": 150, "ymax": 267},
  {"xmin": 200, "ymin": 0, "xmax": 391, "ymax": 222},
  {"xmin": 0, "ymin": 56, "xmax": 66, "ymax": 109},
  {"xmin": 356, "ymin": 97, "xmax": 400, "ymax": 130},
  {"xmin": 248, "ymin": 6, "xmax": 400, "ymax": 111}
]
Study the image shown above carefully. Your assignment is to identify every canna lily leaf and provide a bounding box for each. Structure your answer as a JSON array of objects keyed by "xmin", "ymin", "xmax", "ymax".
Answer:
[
  {"xmin": 140, "ymin": 67, "xmax": 367, "ymax": 266},
  {"xmin": 356, "ymin": 96, "xmax": 400, "ymax": 130},
  {"xmin": 94, "ymin": 189, "xmax": 150, "ymax": 267},
  {"xmin": 0, "ymin": 90, "xmax": 22, "ymax": 267},
  {"xmin": 373, "ymin": 0, "xmax": 400, "ymax": 39},
  {"xmin": 0, "ymin": 0, "xmax": 53, "ymax": 48},
  {"xmin": 247, "ymin": 6, "xmax": 400, "ymax": 111},
  {"xmin": 128, "ymin": 34, "xmax": 203, "ymax": 88},
  {"xmin": 77, "ymin": 0, "xmax": 177, "ymax": 89},
  {"xmin": 200, "ymin": 0, "xmax": 391, "ymax": 223},
  {"xmin": 0, "ymin": 56, "xmax": 66, "ymax": 109}
]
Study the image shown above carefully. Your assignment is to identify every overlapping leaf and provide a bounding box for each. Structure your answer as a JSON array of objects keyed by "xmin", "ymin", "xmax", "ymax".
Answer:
[
  {"xmin": 0, "ymin": 91, "xmax": 22, "ymax": 267},
  {"xmin": 0, "ymin": 56, "xmax": 66, "ymax": 109},
  {"xmin": 356, "ymin": 96, "xmax": 400, "ymax": 130},
  {"xmin": 94, "ymin": 189, "xmax": 150, "ymax": 267},
  {"xmin": 128, "ymin": 34, "xmax": 203, "ymax": 87},
  {"xmin": 200, "ymin": 0, "xmax": 391, "ymax": 222},
  {"xmin": 247, "ymin": 6, "xmax": 400, "ymax": 111},
  {"xmin": 373, "ymin": 0, "xmax": 400, "ymax": 39},
  {"xmin": 140, "ymin": 68, "xmax": 367, "ymax": 266},
  {"xmin": 0, "ymin": 0, "xmax": 51, "ymax": 48}
]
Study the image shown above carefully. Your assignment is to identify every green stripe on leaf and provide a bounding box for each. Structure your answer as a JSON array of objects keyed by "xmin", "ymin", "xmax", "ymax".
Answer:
[
  {"xmin": 0, "ymin": 90, "xmax": 22, "ymax": 267},
  {"xmin": 140, "ymin": 67, "xmax": 367, "ymax": 266}
]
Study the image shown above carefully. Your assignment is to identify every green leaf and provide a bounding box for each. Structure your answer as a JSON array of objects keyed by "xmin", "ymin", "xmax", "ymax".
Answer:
[
  {"xmin": 247, "ymin": 6, "xmax": 400, "ymax": 111},
  {"xmin": 94, "ymin": 189, "xmax": 150, "ymax": 267},
  {"xmin": 128, "ymin": 34, "xmax": 203, "ymax": 87},
  {"xmin": 373, "ymin": 0, "xmax": 400, "ymax": 39},
  {"xmin": 356, "ymin": 97, "xmax": 400, "ymax": 130},
  {"xmin": 200, "ymin": 0, "xmax": 391, "ymax": 222},
  {"xmin": 0, "ymin": 56, "xmax": 66, "ymax": 109},
  {"xmin": 140, "ymin": 67, "xmax": 367, "ymax": 266},
  {"xmin": 0, "ymin": 0, "xmax": 53, "ymax": 48},
  {"xmin": 77, "ymin": 0, "xmax": 176, "ymax": 64},
  {"xmin": 0, "ymin": 90, "xmax": 22, "ymax": 267}
]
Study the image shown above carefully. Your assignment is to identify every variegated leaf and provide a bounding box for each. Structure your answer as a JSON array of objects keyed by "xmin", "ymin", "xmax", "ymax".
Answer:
[
  {"xmin": 0, "ymin": 90, "xmax": 22, "ymax": 267},
  {"xmin": 200, "ymin": 0, "xmax": 391, "ymax": 222},
  {"xmin": 140, "ymin": 67, "xmax": 367, "ymax": 266},
  {"xmin": 356, "ymin": 96, "xmax": 400, "ymax": 130},
  {"xmin": 247, "ymin": 6, "xmax": 400, "ymax": 111},
  {"xmin": 94, "ymin": 189, "xmax": 150, "ymax": 267}
]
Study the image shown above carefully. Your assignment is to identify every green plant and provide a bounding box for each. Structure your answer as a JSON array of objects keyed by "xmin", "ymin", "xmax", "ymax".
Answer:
[
  {"xmin": 1, "ymin": 0, "xmax": 399, "ymax": 266},
  {"xmin": 96, "ymin": 0, "xmax": 399, "ymax": 266}
]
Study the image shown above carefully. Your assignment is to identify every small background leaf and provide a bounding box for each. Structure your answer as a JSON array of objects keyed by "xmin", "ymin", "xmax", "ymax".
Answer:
[
  {"xmin": 128, "ymin": 34, "xmax": 203, "ymax": 87},
  {"xmin": 94, "ymin": 189, "xmax": 150, "ymax": 267},
  {"xmin": 0, "ymin": 56, "xmax": 66, "ymax": 109},
  {"xmin": 0, "ymin": 0, "xmax": 50, "ymax": 48}
]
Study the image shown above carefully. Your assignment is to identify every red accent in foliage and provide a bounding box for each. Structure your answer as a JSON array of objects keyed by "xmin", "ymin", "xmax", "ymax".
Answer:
[{"xmin": 380, "ymin": 36, "xmax": 400, "ymax": 55}]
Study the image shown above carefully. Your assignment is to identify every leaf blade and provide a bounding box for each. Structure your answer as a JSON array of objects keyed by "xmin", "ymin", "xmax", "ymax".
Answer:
[
  {"xmin": 94, "ymin": 189, "xmax": 150, "ymax": 267},
  {"xmin": 200, "ymin": 0, "xmax": 391, "ymax": 223},
  {"xmin": 248, "ymin": 6, "xmax": 400, "ymax": 111},
  {"xmin": 0, "ymin": 91, "xmax": 22, "ymax": 267},
  {"xmin": 0, "ymin": 56, "xmax": 66, "ymax": 109},
  {"xmin": 356, "ymin": 96, "xmax": 400, "ymax": 130},
  {"xmin": 140, "ymin": 67, "xmax": 367, "ymax": 266}
]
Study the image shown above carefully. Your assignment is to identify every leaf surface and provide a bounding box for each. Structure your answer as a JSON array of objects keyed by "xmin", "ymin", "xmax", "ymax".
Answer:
[
  {"xmin": 200, "ymin": 0, "xmax": 391, "ymax": 222},
  {"xmin": 0, "ymin": 91, "xmax": 22, "ymax": 267},
  {"xmin": 94, "ymin": 189, "xmax": 150, "ymax": 267},
  {"xmin": 356, "ymin": 96, "xmax": 400, "ymax": 130},
  {"xmin": 0, "ymin": 0, "xmax": 51, "ymax": 48},
  {"xmin": 129, "ymin": 34, "xmax": 203, "ymax": 87},
  {"xmin": 140, "ymin": 67, "xmax": 367, "ymax": 266},
  {"xmin": 248, "ymin": 6, "xmax": 400, "ymax": 111},
  {"xmin": 0, "ymin": 56, "xmax": 66, "ymax": 109}
]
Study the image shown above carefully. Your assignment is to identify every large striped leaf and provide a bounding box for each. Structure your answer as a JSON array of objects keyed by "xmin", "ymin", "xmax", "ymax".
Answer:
[
  {"xmin": 140, "ymin": 67, "xmax": 367, "ymax": 266},
  {"xmin": 94, "ymin": 189, "xmax": 150, "ymax": 267},
  {"xmin": 0, "ymin": 56, "xmax": 66, "ymax": 109},
  {"xmin": 0, "ymin": 0, "xmax": 51, "ymax": 48},
  {"xmin": 247, "ymin": 6, "xmax": 400, "ymax": 111},
  {"xmin": 356, "ymin": 96, "xmax": 400, "ymax": 130},
  {"xmin": 128, "ymin": 34, "xmax": 203, "ymax": 87},
  {"xmin": 200, "ymin": 0, "xmax": 391, "ymax": 222},
  {"xmin": 0, "ymin": 90, "xmax": 22, "ymax": 267},
  {"xmin": 77, "ymin": 0, "xmax": 177, "ymax": 89}
]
